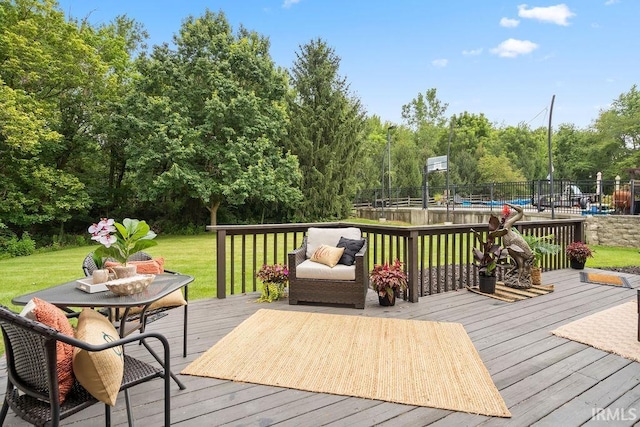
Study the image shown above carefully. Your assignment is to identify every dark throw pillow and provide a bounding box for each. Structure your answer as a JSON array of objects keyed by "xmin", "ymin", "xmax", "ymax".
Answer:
[{"xmin": 337, "ymin": 237, "xmax": 366, "ymax": 266}]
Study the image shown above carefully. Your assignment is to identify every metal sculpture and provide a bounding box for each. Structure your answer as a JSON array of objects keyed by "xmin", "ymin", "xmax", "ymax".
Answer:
[{"xmin": 501, "ymin": 203, "xmax": 534, "ymax": 289}]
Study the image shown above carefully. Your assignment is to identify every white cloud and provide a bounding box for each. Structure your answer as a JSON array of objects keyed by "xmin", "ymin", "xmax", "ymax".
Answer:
[
  {"xmin": 432, "ymin": 59, "xmax": 448, "ymax": 67},
  {"xmin": 500, "ymin": 17, "xmax": 520, "ymax": 28},
  {"xmin": 282, "ymin": 0, "xmax": 301, "ymax": 9},
  {"xmin": 517, "ymin": 4, "xmax": 575, "ymax": 26},
  {"xmin": 462, "ymin": 48, "xmax": 483, "ymax": 56},
  {"xmin": 490, "ymin": 38, "xmax": 539, "ymax": 58},
  {"xmin": 604, "ymin": 0, "xmax": 619, "ymax": 5}
]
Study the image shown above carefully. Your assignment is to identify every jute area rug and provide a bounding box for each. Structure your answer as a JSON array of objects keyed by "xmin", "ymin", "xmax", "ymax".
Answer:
[
  {"xmin": 579, "ymin": 272, "xmax": 631, "ymax": 288},
  {"xmin": 551, "ymin": 301, "xmax": 640, "ymax": 363},
  {"xmin": 181, "ymin": 309, "xmax": 511, "ymax": 418}
]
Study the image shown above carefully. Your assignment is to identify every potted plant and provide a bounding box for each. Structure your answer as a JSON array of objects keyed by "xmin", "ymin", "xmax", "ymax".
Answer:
[
  {"xmin": 256, "ymin": 263, "xmax": 289, "ymax": 302},
  {"xmin": 565, "ymin": 241, "xmax": 593, "ymax": 269},
  {"xmin": 370, "ymin": 259, "xmax": 408, "ymax": 306},
  {"xmin": 521, "ymin": 232, "xmax": 561, "ymax": 286},
  {"xmin": 88, "ymin": 218, "xmax": 158, "ymax": 278},
  {"xmin": 471, "ymin": 214, "xmax": 507, "ymax": 293}
]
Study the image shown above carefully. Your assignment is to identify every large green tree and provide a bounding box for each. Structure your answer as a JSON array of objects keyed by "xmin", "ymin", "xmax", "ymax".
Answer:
[
  {"xmin": 128, "ymin": 10, "xmax": 302, "ymax": 226},
  {"xmin": 285, "ymin": 38, "xmax": 367, "ymax": 220},
  {"xmin": 593, "ymin": 85, "xmax": 640, "ymax": 178},
  {"xmin": 401, "ymin": 88, "xmax": 448, "ymax": 130},
  {"xmin": 553, "ymin": 124, "xmax": 597, "ymax": 180},
  {"xmin": 0, "ymin": 0, "xmax": 100, "ymax": 232},
  {"xmin": 493, "ymin": 125, "xmax": 548, "ymax": 181},
  {"xmin": 401, "ymin": 88, "xmax": 449, "ymax": 188}
]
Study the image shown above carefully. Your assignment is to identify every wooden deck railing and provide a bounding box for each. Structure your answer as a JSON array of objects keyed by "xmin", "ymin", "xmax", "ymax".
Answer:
[{"xmin": 206, "ymin": 218, "xmax": 585, "ymax": 301}]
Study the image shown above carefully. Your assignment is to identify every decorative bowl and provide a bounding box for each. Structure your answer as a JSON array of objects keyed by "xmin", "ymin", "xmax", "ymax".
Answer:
[{"xmin": 105, "ymin": 274, "xmax": 155, "ymax": 296}]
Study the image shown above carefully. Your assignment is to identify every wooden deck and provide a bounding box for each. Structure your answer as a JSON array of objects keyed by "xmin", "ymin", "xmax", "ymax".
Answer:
[{"xmin": 2, "ymin": 268, "xmax": 640, "ymax": 426}]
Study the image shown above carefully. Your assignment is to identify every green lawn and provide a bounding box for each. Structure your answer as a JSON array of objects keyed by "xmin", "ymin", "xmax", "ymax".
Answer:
[{"xmin": 0, "ymin": 234, "xmax": 217, "ymax": 312}]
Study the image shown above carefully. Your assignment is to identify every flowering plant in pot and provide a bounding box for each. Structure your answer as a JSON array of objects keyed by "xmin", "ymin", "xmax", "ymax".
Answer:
[
  {"xmin": 471, "ymin": 214, "xmax": 508, "ymax": 293},
  {"xmin": 256, "ymin": 263, "xmax": 289, "ymax": 302},
  {"xmin": 370, "ymin": 259, "xmax": 408, "ymax": 306},
  {"xmin": 565, "ymin": 241, "xmax": 593, "ymax": 268},
  {"xmin": 88, "ymin": 218, "xmax": 157, "ymax": 277}
]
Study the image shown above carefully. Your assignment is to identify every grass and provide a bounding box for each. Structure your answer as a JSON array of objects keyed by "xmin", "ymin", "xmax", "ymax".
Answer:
[
  {"xmin": 588, "ymin": 245, "xmax": 640, "ymax": 267},
  {"xmin": 1, "ymin": 235, "xmax": 637, "ymax": 312},
  {"xmin": 0, "ymin": 234, "xmax": 216, "ymax": 312}
]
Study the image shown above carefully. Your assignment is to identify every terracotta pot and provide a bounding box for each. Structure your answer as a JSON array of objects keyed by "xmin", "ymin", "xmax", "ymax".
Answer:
[
  {"xmin": 478, "ymin": 274, "xmax": 497, "ymax": 294},
  {"xmin": 531, "ymin": 267, "xmax": 542, "ymax": 286}
]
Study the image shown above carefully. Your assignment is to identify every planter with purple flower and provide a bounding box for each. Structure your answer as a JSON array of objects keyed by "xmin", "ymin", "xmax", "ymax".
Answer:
[
  {"xmin": 565, "ymin": 241, "xmax": 593, "ymax": 270},
  {"xmin": 256, "ymin": 263, "xmax": 289, "ymax": 302}
]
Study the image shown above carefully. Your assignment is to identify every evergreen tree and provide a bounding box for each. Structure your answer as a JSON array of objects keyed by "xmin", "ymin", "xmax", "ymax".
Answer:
[{"xmin": 285, "ymin": 38, "xmax": 366, "ymax": 220}]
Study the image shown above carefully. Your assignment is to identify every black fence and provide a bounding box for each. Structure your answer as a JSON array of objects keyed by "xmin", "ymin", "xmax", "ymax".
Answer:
[{"xmin": 355, "ymin": 179, "xmax": 640, "ymax": 215}]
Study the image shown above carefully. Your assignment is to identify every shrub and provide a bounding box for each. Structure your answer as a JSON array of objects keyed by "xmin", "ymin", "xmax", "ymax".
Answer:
[{"xmin": 5, "ymin": 232, "xmax": 36, "ymax": 257}]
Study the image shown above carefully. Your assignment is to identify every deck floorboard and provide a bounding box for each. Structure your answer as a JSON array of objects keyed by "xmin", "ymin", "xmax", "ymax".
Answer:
[{"xmin": 1, "ymin": 267, "xmax": 638, "ymax": 426}]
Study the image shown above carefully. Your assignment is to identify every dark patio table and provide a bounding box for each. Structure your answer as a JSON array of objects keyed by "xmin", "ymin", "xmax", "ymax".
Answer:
[{"xmin": 12, "ymin": 272, "xmax": 194, "ymax": 389}]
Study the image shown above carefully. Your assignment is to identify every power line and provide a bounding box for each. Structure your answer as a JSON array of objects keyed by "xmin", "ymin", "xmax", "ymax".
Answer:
[{"xmin": 527, "ymin": 106, "xmax": 548, "ymax": 126}]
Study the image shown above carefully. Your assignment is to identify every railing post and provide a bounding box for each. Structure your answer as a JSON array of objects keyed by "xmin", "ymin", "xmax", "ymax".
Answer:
[
  {"xmin": 216, "ymin": 229, "xmax": 227, "ymax": 299},
  {"xmin": 574, "ymin": 220, "xmax": 584, "ymax": 243},
  {"xmin": 407, "ymin": 230, "xmax": 419, "ymax": 302}
]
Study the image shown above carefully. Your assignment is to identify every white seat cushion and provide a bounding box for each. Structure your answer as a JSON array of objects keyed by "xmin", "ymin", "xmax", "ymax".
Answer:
[
  {"xmin": 295, "ymin": 259, "xmax": 356, "ymax": 281},
  {"xmin": 306, "ymin": 227, "xmax": 362, "ymax": 259}
]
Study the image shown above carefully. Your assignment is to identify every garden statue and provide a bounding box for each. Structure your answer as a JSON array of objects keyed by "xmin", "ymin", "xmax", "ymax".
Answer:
[{"xmin": 501, "ymin": 204, "xmax": 534, "ymax": 289}]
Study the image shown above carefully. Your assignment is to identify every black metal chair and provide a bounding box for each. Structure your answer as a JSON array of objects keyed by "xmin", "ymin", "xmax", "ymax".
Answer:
[
  {"xmin": 82, "ymin": 251, "xmax": 189, "ymax": 357},
  {"xmin": 0, "ymin": 305, "xmax": 171, "ymax": 427}
]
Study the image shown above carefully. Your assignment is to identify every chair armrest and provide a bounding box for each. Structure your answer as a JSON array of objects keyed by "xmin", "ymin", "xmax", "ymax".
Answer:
[
  {"xmin": 288, "ymin": 238, "xmax": 308, "ymax": 281},
  {"xmin": 56, "ymin": 329, "xmax": 170, "ymax": 359},
  {"xmin": 354, "ymin": 238, "xmax": 369, "ymax": 287}
]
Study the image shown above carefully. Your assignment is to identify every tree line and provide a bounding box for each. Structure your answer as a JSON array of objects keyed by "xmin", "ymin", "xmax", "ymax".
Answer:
[{"xmin": 1, "ymin": 0, "xmax": 639, "ymax": 249}]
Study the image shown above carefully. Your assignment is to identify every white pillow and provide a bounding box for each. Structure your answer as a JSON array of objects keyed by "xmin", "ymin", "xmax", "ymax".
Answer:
[{"xmin": 305, "ymin": 227, "xmax": 361, "ymax": 259}]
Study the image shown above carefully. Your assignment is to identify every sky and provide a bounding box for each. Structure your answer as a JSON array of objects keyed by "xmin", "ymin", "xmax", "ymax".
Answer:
[{"xmin": 56, "ymin": 0, "xmax": 639, "ymax": 129}]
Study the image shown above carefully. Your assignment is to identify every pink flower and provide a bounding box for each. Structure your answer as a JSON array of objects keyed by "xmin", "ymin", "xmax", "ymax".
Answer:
[
  {"xmin": 257, "ymin": 263, "xmax": 289, "ymax": 284},
  {"xmin": 370, "ymin": 259, "xmax": 407, "ymax": 295},
  {"xmin": 88, "ymin": 218, "xmax": 117, "ymax": 247}
]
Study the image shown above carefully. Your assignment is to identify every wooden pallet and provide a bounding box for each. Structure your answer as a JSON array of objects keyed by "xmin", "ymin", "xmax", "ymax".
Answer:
[{"xmin": 466, "ymin": 282, "xmax": 555, "ymax": 302}]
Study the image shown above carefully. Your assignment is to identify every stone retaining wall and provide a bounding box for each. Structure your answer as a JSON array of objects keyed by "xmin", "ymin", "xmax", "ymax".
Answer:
[{"xmin": 584, "ymin": 215, "xmax": 640, "ymax": 248}]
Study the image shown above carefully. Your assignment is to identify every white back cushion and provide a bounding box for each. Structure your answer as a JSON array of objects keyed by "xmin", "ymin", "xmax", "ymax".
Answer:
[{"xmin": 306, "ymin": 227, "xmax": 362, "ymax": 259}]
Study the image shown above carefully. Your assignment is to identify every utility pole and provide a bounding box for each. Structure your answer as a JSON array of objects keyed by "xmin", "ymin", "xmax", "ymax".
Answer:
[
  {"xmin": 548, "ymin": 95, "xmax": 555, "ymax": 220},
  {"xmin": 387, "ymin": 126, "xmax": 396, "ymax": 208}
]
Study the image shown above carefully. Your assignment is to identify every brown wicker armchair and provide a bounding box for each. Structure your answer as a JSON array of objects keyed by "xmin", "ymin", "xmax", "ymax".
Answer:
[
  {"xmin": 0, "ymin": 305, "xmax": 171, "ymax": 427},
  {"xmin": 288, "ymin": 228, "xmax": 369, "ymax": 309}
]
